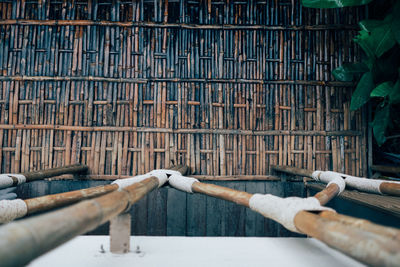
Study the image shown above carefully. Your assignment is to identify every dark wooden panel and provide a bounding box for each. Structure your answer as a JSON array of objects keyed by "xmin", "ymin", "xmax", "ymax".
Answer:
[
  {"xmin": 132, "ymin": 195, "xmax": 148, "ymax": 235},
  {"xmin": 222, "ymin": 182, "xmax": 246, "ymax": 236},
  {"xmin": 205, "ymin": 183, "xmax": 225, "ymax": 236},
  {"xmin": 186, "ymin": 191, "xmax": 206, "ymax": 236},
  {"xmin": 147, "ymin": 189, "xmax": 167, "ymax": 236},
  {"xmin": 16, "ymin": 180, "xmax": 307, "ymax": 237},
  {"xmin": 307, "ymin": 183, "xmax": 400, "ymax": 218},
  {"xmin": 245, "ymin": 181, "xmax": 267, "ymax": 237},
  {"xmin": 166, "ymin": 187, "xmax": 187, "ymax": 236}
]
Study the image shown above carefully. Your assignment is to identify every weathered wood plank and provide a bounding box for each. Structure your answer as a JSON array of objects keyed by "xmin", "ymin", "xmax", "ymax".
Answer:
[
  {"xmin": 147, "ymin": 189, "xmax": 167, "ymax": 236},
  {"xmin": 186, "ymin": 190, "xmax": 206, "ymax": 236},
  {"xmin": 307, "ymin": 183, "xmax": 400, "ymax": 218},
  {"xmin": 245, "ymin": 182, "xmax": 267, "ymax": 237},
  {"xmin": 166, "ymin": 187, "xmax": 187, "ymax": 236}
]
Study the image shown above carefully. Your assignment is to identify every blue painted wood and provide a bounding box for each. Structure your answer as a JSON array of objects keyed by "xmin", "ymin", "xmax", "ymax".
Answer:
[
  {"xmin": 16, "ymin": 180, "xmax": 314, "ymax": 237},
  {"xmin": 223, "ymin": 182, "xmax": 246, "ymax": 236},
  {"xmin": 264, "ymin": 181, "xmax": 286, "ymax": 237},
  {"xmin": 245, "ymin": 181, "xmax": 266, "ymax": 236},
  {"xmin": 205, "ymin": 182, "xmax": 224, "ymax": 236},
  {"xmin": 166, "ymin": 186, "xmax": 187, "ymax": 236},
  {"xmin": 147, "ymin": 189, "xmax": 167, "ymax": 235},
  {"xmin": 186, "ymin": 191, "xmax": 206, "ymax": 236},
  {"xmin": 132, "ymin": 195, "xmax": 148, "ymax": 235}
]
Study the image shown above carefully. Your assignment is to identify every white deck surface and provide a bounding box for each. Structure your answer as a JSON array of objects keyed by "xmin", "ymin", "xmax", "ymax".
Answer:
[{"xmin": 29, "ymin": 236, "xmax": 364, "ymax": 267}]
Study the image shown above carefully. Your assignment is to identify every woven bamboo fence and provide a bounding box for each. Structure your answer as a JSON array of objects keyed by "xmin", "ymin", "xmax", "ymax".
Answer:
[{"xmin": 0, "ymin": 0, "xmax": 367, "ymax": 177}]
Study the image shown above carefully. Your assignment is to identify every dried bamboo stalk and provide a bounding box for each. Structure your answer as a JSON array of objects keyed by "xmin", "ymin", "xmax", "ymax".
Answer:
[
  {"xmin": 22, "ymin": 164, "xmax": 89, "ymax": 181},
  {"xmin": 190, "ymin": 181, "xmax": 400, "ymax": 266},
  {"xmin": 0, "ymin": 165, "xmax": 188, "ymax": 266},
  {"xmin": 0, "ymin": 1, "xmax": 366, "ymax": 177},
  {"xmin": 272, "ymin": 165, "xmax": 400, "ymax": 197}
]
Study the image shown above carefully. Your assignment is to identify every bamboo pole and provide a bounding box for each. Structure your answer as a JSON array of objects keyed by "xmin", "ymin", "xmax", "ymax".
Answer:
[
  {"xmin": 0, "ymin": 164, "xmax": 89, "ymax": 189},
  {"xmin": 0, "ymin": 19, "xmax": 359, "ymax": 31},
  {"xmin": 271, "ymin": 165, "xmax": 400, "ymax": 239},
  {"xmin": 24, "ymin": 184, "xmax": 117, "ymax": 214},
  {"xmin": 371, "ymin": 165, "xmax": 400, "ymax": 175},
  {"xmin": 189, "ymin": 181, "xmax": 400, "ymax": 266},
  {"xmin": 0, "ymin": 124, "xmax": 362, "ymax": 136},
  {"xmin": 21, "ymin": 164, "xmax": 89, "ymax": 181},
  {"xmin": 23, "ymin": 164, "xmax": 188, "ymax": 216},
  {"xmin": 272, "ymin": 165, "xmax": 400, "ymax": 197},
  {"xmin": 0, "ymin": 165, "xmax": 187, "ymax": 266}
]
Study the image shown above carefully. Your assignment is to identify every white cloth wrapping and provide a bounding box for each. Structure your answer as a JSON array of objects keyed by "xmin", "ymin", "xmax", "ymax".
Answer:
[
  {"xmin": 311, "ymin": 171, "xmax": 346, "ymax": 194},
  {"xmin": 0, "ymin": 174, "xmax": 26, "ymax": 190},
  {"xmin": 168, "ymin": 174, "xmax": 199, "ymax": 193},
  {"xmin": 313, "ymin": 170, "xmax": 400, "ymax": 195},
  {"xmin": 0, "ymin": 199, "xmax": 28, "ymax": 223},
  {"xmin": 339, "ymin": 173, "xmax": 384, "ymax": 194},
  {"xmin": 112, "ymin": 169, "xmax": 182, "ymax": 189},
  {"xmin": 249, "ymin": 194, "xmax": 334, "ymax": 233}
]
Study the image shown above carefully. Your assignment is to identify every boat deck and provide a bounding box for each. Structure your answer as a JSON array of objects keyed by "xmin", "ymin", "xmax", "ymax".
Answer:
[{"xmin": 29, "ymin": 236, "xmax": 364, "ymax": 267}]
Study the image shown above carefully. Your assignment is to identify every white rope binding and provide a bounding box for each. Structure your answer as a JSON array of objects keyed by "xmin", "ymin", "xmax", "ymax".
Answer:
[
  {"xmin": 311, "ymin": 171, "xmax": 346, "ymax": 194},
  {"xmin": 112, "ymin": 169, "xmax": 182, "ymax": 190},
  {"xmin": 0, "ymin": 199, "xmax": 28, "ymax": 224},
  {"xmin": 0, "ymin": 174, "xmax": 26, "ymax": 190},
  {"xmin": 249, "ymin": 194, "xmax": 334, "ymax": 233},
  {"xmin": 168, "ymin": 174, "xmax": 199, "ymax": 193}
]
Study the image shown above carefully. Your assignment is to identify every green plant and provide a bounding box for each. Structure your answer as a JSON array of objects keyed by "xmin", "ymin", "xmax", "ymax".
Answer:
[{"xmin": 302, "ymin": 0, "xmax": 400, "ymax": 146}]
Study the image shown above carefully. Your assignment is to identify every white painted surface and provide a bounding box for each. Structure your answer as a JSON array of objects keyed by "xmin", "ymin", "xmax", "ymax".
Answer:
[{"xmin": 29, "ymin": 236, "xmax": 364, "ymax": 267}]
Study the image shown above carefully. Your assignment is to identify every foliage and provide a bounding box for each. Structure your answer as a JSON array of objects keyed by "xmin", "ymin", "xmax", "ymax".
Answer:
[
  {"xmin": 302, "ymin": 0, "xmax": 373, "ymax": 8},
  {"xmin": 302, "ymin": 0, "xmax": 400, "ymax": 146}
]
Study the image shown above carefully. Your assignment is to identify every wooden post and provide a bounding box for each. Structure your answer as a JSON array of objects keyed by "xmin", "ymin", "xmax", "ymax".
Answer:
[{"xmin": 110, "ymin": 213, "xmax": 131, "ymax": 254}]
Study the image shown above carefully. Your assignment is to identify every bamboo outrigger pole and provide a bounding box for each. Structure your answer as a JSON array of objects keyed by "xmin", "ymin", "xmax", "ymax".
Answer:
[
  {"xmin": 271, "ymin": 165, "xmax": 400, "ymax": 197},
  {"xmin": 0, "ymin": 165, "xmax": 189, "ymax": 223},
  {"xmin": 167, "ymin": 174, "xmax": 400, "ymax": 267},
  {"xmin": 0, "ymin": 166, "xmax": 188, "ymax": 267},
  {"xmin": 0, "ymin": 164, "xmax": 89, "ymax": 189},
  {"xmin": 0, "ymin": 184, "xmax": 117, "ymax": 223},
  {"xmin": 270, "ymin": 165, "xmax": 400, "ymax": 240}
]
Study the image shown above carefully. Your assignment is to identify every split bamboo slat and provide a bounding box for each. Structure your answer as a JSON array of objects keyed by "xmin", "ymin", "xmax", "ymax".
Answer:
[{"xmin": 0, "ymin": 0, "xmax": 367, "ymax": 177}]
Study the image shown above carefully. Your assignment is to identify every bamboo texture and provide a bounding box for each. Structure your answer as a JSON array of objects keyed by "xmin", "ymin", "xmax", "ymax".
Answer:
[
  {"xmin": 0, "ymin": 165, "xmax": 189, "ymax": 266},
  {"xmin": 0, "ymin": 0, "xmax": 367, "ymax": 177},
  {"xmin": 190, "ymin": 180, "xmax": 400, "ymax": 267}
]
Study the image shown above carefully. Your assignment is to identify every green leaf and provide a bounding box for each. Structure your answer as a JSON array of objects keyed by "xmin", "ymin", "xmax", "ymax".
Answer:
[
  {"xmin": 332, "ymin": 63, "xmax": 369, "ymax": 81},
  {"xmin": 350, "ymin": 72, "xmax": 374, "ymax": 111},
  {"xmin": 372, "ymin": 104, "xmax": 390, "ymax": 146},
  {"xmin": 389, "ymin": 80, "xmax": 400, "ymax": 104},
  {"xmin": 301, "ymin": 0, "xmax": 373, "ymax": 8},
  {"xmin": 370, "ymin": 81, "xmax": 393, "ymax": 97},
  {"xmin": 392, "ymin": 1, "xmax": 400, "ymax": 44},
  {"xmin": 354, "ymin": 30, "xmax": 375, "ymax": 58},
  {"xmin": 356, "ymin": 16, "xmax": 396, "ymax": 58},
  {"xmin": 371, "ymin": 45, "xmax": 400, "ymax": 85}
]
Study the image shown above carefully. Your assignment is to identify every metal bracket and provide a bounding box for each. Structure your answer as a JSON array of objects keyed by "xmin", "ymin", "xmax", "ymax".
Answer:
[{"xmin": 109, "ymin": 213, "xmax": 131, "ymax": 254}]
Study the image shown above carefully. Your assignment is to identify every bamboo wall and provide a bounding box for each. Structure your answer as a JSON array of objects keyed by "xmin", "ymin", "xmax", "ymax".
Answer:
[{"xmin": 0, "ymin": 0, "xmax": 368, "ymax": 177}]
